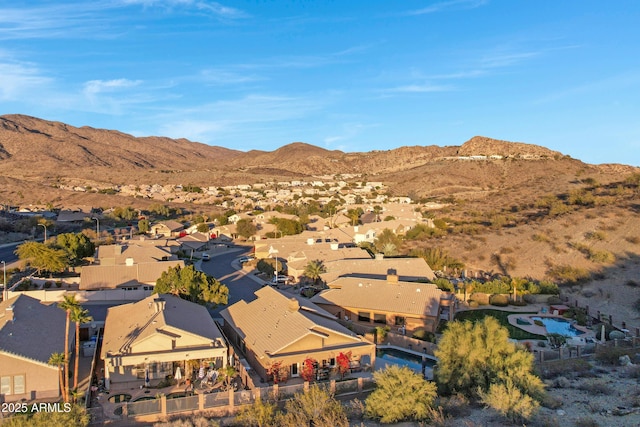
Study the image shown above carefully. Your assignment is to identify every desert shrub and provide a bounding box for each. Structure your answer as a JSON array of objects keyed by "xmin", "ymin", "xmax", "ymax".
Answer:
[
  {"xmin": 154, "ymin": 416, "xmax": 220, "ymax": 427},
  {"xmin": 411, "ymin": 329, "xmax": 436, "ymax": 343},
  {"xmin": 577, "ymin": 379, "xmax": 612, "ymax": 395},
  {"xmin": 595, "ymin": 346, "xmax": 636, "ymax": 365},
  {"xmin": 584, "ymin": 230, "xmax": 607, "ymax": 241},
  {"xmin": 523, "ymin": 294, "xmax": 537, "ymax": 304},
  {"xmin": 44, "ymin": 281, "xmax": 53, "ymax": 289},
  {"xmin": 439, "ymin": 393, "xmax": 471, "ymax": 418},
  {"xmin": 478, "ymin": 380, "xmax": 539, "ymax": 423},
  {"xmin": 553, "ymin": 376, "xmax": 572, "ymax": 388},
  {"xmin": 55, "ymin": 281, "xmax": 63, "ymax": 288},
  {"xmin": 467, "ymin": 300, "xmax": 479, "ymax": 308},
  {"xmin": 546, "ymin": 265, "xmax": 591, "ymax": 285},
  {"xmin": 489, "ymin": 294, "xmax": 509, "ymax": 307},
  {"xmin": 534, "ymin": 319, "xmax": 544, "ymax": 327},
  {"xmin": 538, "ymin": 280, "xmax": 560, "ymax": 294},
  {"xmin": 434, "ymin": 278, "xmax": 454, "ymax": 292},
  {"xmin": 539, "ymin": 392, "xmax": 563, "ymax": 409},
  {"xmin": 469, "ymin": 292, "xmax": 490, "ymax": 305},
  {"xmin": 626, "ymin": 280, "xmax": 639, "ymax": 287},
  {"xmin": 365, "ymin": 365, "xmax": 437, "ymax": 423},
  {"xmin": 532, "ymin": 233, "xmax": 551, "ymax": 242},
  {"xmin": 625, "ymin": 364, "xmax": 640, "ymax": 379},
  {"xmin": 435, "ymin": 317, "xmax": 544, "ymax": 402},
  {"xmin": 588, "ymin": 249, "xmax": 615, "ymax": 263},
  {"xmin": 574, "ymin": 417, "xmax": 601, "ymax": 427},
  {"xmin": 538, "ymin": 358, "xmax": 592, "ymax": 380},
  {"xmin": 625, "ymin": 235, "xmax": 640, "ymax": 244}
]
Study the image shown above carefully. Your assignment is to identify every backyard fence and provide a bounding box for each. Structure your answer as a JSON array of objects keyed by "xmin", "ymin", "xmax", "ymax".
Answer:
[{"xmin": 100, "ymin": 377, "xmax": 371, "ymax": 424}]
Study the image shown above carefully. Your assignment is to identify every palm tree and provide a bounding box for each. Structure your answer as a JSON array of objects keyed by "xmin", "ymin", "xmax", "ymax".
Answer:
[
  {"xmin": 48, "ymin": 352, "xmax": 66, "ymax": 400},
  {"xmin": 71, "ymin": 306, "xmax": 93, "ymax": 390},
  {"xmin": 58, "ymin": 294, "xmax": 79, "ymax": 403},
  {"xmin": 303, "ymin": 259, "xmax": 326, "ymax": 288},
  {"xmin": 218, "ymin": 365, "xmax": 237, "ymax": 391}
]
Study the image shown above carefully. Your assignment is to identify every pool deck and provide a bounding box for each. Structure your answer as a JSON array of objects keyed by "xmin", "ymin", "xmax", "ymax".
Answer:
[{"xmin": 507, "ymin": 311, "xmax": 595, "ymax": 341}]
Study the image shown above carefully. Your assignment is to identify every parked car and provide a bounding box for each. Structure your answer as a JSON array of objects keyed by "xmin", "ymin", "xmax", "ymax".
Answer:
[
  {"xmin": 271, "ymin": 276, "xmax": 289, "ymax": 285},
  {"xmin": 202, "ymin": 253, "xmax": 211, "ymax": 261},
  {"xmin": 238, "ymin": 256, "xmax": 255, "ymax": 263}
]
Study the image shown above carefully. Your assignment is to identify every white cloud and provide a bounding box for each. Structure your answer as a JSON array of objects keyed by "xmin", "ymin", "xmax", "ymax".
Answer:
[
  {"xmin": 83, "ymin": 78, "xmax": 142, "ymax": 96},
  {"xmin": 0, "ymin": 61, "xmax": 52, "ymax": 101},
  {"xmin": 198, "ymin": 69, "xmax": 263, "ymax": 85},
  {"xmin": 118, "ymin": 0, "xmax": 249, "ymax": 18},
  {"xmin": 384, "ymin": 83, "xmax": 453, "ymax": 93},
  {"xmin": 405, "ymin": 0, "xmax": 488, "ymax": 16}
]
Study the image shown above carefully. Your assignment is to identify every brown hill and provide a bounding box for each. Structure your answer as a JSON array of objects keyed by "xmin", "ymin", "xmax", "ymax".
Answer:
[{"xmin": 0, "ymin": 114, "xmax": 241, "ymax": 178}]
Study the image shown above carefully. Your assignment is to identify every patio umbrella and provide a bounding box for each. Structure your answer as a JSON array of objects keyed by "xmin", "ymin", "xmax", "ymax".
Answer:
[
  {"xmin": 175, "ymin": 366, "xmax": 182, "ymax": 385},
  {"xmin": 145, "ymin": 368, "xmax": 150, "ymax": 388}
]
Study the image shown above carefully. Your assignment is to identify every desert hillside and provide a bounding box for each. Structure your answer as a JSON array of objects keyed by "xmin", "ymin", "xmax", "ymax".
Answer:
[{"xmin": 1, "ymin": 114, "xmax": 639, "ymax": 327}]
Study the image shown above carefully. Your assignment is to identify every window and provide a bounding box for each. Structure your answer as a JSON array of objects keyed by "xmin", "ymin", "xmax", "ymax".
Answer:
[
  {"xmin": 373, "ymin": 313, "xmax": 386, "ymax": 324},
  {"xmin": 290, "ymin": 363, "xmax": 299, "ymax": 377},
  {"xmin": 13, "ymin": 375, "xmax": 24, "ymax": 395},
  {"xmin": 1, "ymin": 376, "xmax": 11, "ymax": 395},
  {"xmin": 330, "ymin": 358, "xmax": 336, "ymax": 367},
  {"xmin": 394, "ymin": 316, "xmax": 406, "ymax": 326},
  {"xmin": 357, "ymin": 311, "xmax": 370, "ymax": 322}
]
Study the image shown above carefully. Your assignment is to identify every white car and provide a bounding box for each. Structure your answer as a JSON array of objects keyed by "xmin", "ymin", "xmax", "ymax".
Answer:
[
  {"xmin": 238, "ymin": 256, "xmax": 255, "ymax": 263},
  {"xmin": 202, "ymin": 253, "xmax": 211, "ymax": 261}
]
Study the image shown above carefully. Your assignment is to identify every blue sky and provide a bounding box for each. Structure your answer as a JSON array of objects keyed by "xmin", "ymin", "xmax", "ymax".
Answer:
[{"xmin": 1, "ymin": 1, "xmax": 639, "ymax": 166}]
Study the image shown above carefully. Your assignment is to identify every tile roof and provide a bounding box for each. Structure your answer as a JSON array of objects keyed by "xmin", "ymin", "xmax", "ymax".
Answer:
[
  {"xmin": 80, "ymin": 260, "xmax": 185, "ymax": 290},
  {"xmin": 0, "ymin": 295, "xmax": 69, "ymax": 365},
  {"xmin": 310, "ymin": 277, "xmax": 443, "ymax": 317},
  {"xmin": 96, "ymin": 244, "xmax": 174, "ymax": 265},
  {"xmin": 220, "ymin": 287, "xmax": 365, "ymax": 357},
  {"xmin": 319, "ymin": 257, "xmax": 436, "ymax": 283},
  {"xmin": 101, "ymin": 294, "xmax": 224, "ymax": 358}
]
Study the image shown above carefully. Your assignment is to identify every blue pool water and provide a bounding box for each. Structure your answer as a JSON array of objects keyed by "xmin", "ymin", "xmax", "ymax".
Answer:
[
  {"xmin": 532, "ymin": 317, "xmax": 584, "ymax": 337},
  {"xmin": 376, "ymin": 347, "xmax": 437, "ymax": 373}
]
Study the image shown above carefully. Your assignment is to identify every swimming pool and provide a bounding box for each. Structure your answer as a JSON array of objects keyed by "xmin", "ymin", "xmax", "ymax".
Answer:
[
  {"xmin": 531, "ymin": 316, "xmax": 584, "ymax": 337},
  {"xmin": 376, "ymin": 346, "xmax": 437, "ymax": 375}
]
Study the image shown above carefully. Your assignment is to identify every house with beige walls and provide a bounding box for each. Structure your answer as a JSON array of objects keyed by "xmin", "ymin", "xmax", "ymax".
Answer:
[
  {"xmin": 100, "ymin": 294, "xmax": 227, "ymax": 389},
  {"xmin": 220, "ymin": 287, "xmax": 375, "ymax": 383},
  {"xmin": 310, "ymin": 275, "xmax": 452, "ymax": 334},
  {"xmin": 0, "ymin": 295, "xmax": 71, "ymax": 402}
]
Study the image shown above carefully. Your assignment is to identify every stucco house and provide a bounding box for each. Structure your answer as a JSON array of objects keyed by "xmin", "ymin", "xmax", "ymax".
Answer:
[
  {"xmin": 100, "ymin": 294, "xmax": 227, "ymax": 389},
  {"xmin": 220, "ymin": 286, "xmax": 375, "ymax": 383},
  {"xmin": 310, "ymin": 274, "xmax": 452, "ymax": 334},
  {"xmin": 151, "ymin": 221, "xmax": 185, "ymax": 237},
  {"xmin": 0, "ymin": 295, "xmax": 71, "ymax": 402}
]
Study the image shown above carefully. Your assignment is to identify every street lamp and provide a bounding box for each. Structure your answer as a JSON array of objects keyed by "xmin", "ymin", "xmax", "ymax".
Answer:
[
  {"xmin": 92, "ymin": 217, "xmax": 100, "ymax": 240},
  {"xmin": 37, "ymin": 223, "xmax": 47, "ymax": 241}
]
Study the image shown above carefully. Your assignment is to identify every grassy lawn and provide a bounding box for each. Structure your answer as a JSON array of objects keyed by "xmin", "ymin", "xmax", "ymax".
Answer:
[{"xmin": 453, "ymin": 309, "xmax": 547, "ymax": 340}]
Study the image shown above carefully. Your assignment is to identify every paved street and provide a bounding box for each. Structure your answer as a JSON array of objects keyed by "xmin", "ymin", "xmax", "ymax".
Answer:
[{"xmin": 198, "ymin": 244, "xmax": 264, "ymax": 316}]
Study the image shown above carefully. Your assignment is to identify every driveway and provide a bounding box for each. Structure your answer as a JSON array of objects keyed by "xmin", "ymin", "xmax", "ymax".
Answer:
[{"xmin": 198, "ymin": 244, "xmax": 264, "ymax": 316}]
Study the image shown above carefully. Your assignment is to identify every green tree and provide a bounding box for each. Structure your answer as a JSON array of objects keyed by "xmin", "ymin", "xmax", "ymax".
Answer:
[
  {"xmin": 236, "ymin": 218, "xmax": 257, "ymax": 239},
  {"xmin": 70, "ymin": 306, "xmax": 93, "ymax": 390},
  {"xmin": 111, "ymin": 206, "xmax": 138, "ymax": 221},
  {"xmin": 58, "ymin": 294, "xmax": 80, "ymax": 403},
  {"xmin": 302, "ymin": 259, "xmax": 326, "ymax": 287},
  {"xmin": 280, "ymin": 384, "xmax": 348, "ymax": 427},
  {"xmin": 235, "ymin": 397, "xmax": 279, "ymax": 427},
  {"xmin": 217, "ymin": 365, "xmax": 238, "ymax": 390},
  {"xmin": 138, "ymin": 219, "xmax": 150, "ymax": 233},
  {"xmin": 434, "ymin": 317, "xmax": 544, "ymax": 405},
  {"xmin": 15, "ymin": 241, "xmax": 68, "ymax": 276},
  {"xmin": 373, "ymin": 228, "xmax": 402, "ymax": 254},
  {"xmin": 410, "ymin": 247, "xmax": 464, "ymax": 271},
  {"xmin": 55, "ymin": 233, "xmax": 94, "ymax": 265},
  {"xmin": 365, "ymin": 365, "xmax": 437, "ymax": 423},
  {"xmin": 345, "ymin": 208, "xmax": 363, "ymax": 226},
  {"xmin": 197, "ymin": 222, "xmax": 210, "ymax": 233},
  {"xmin": 154, "ymin": 265, "xmax": 228, "ymax": 307},
  {"xmin": 48, "ymin": 352, "xmax": 66, "ymax": 401}
]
